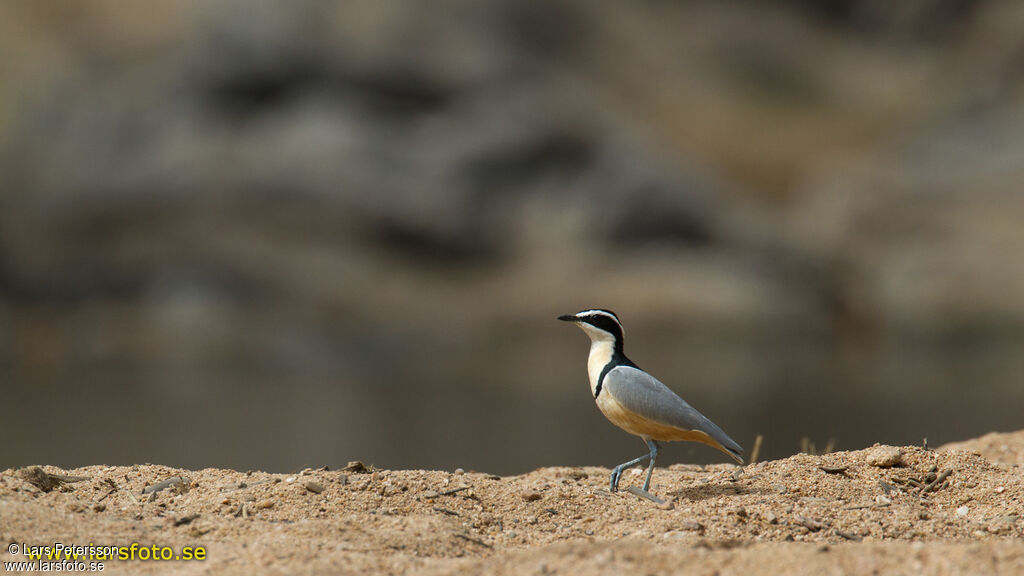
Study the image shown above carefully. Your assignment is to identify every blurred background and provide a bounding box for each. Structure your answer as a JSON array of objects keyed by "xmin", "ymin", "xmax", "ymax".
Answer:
[{"xmin": 2, "ymin": 0, "xmax": 1023, "ymax": 475}]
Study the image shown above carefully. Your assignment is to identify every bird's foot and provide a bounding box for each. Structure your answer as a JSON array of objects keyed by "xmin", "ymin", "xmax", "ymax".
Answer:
[{"xmin": 609, "ymin": 467, "xmax": 624, "ymax": 492}]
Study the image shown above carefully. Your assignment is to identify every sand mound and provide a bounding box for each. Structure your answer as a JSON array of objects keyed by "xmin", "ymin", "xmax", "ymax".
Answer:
[
  {"xmin": 940, "ymin": 430, "xmax": 1024, "ymax": 467},
  {"xmin": 2, "ymin": 435, "xmax": 1023, "ymax": 575}
]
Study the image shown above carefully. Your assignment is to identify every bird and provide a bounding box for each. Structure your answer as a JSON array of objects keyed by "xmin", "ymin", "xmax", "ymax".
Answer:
[{"xmin": 558, "ymin": 309, "xmax": 743, "ymax": 494}]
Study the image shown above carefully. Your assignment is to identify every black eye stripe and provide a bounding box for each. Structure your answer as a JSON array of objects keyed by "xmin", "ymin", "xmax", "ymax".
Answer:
[
  {"xmin": 577, "ymin": 309, "xmax": 620, "ymax": 324},
  {"xmin": 580, "ymin": 314, "xmax": 623, "ymax": 339}
]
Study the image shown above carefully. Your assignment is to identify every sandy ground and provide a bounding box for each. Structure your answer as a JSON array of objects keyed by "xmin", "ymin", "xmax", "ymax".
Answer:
[{"xmin": 2, "ymin": 431, "xmax": 1023, "ymax": 575}]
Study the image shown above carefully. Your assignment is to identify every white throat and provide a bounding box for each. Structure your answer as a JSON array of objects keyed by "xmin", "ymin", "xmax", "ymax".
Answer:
[{"xmin": 585, "ymin": 339, "xmax": 615, "ymax": 396}]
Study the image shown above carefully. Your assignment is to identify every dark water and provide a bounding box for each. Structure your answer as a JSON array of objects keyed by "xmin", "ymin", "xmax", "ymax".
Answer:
[{"xmin": 5, "ymin": 322, "xmax": 1022, "ymax": 475}]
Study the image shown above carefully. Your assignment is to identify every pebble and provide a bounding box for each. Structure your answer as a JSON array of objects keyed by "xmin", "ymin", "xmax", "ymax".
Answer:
[
  {"xmin": 865, "ymin": 446, "xmax": 903, "ymax": 468},
  {"xmin": 680, "ymin": 520, "xmax": 704, "ymax": 532},
  {"xmin": 793, "ymin": 516, "xmax": 824, "ymax": 532},
  {"xmin": 257, "ymin": 500, "xmax": 275, "ymax": 509},
  {"xmin": 521, "ymin": 490, "xmax": 542, "ymax": 502},
  {"xmin": 987, "ymin": 519, "xmax": 1013, "ymax": 534},
  {"xmin": 454, "ymin": 468, "xmax": 465, "ymax": 475},
  {"xmin": 875, "ymin": 495, "xmax": 892, "ymax": 505},
  {"xmin": 343, "ymin": 461, "xmax": 367, "ymax": 473},
  {"xmin": 304, "ymin": 481, "xmax": 325, "ymax": 494},
  {"xmin": 956, "ymin": 505, "xmax": 969, "ymax": 517}
]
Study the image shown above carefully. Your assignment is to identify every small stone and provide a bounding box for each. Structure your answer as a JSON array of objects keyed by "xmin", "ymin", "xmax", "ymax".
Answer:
[
  {"xmin": 865, "ymin": 446, "xmax": 903, "ymax": 468},
  {"xmin": 735, "ymin": 507, "xmax": 748, "ymax": 518},
  {"xmin": 343, "ymin": 461, "xmax": 367, "ymax": 473},
  {"xmin": 680, "ymin": 520, "xmax": 704, "ymax": 532},
  {"xmin": 526, "ymin": 516, "xmax": 538, "ymax": 525},
  {"xmin": 564, "ymin": 470, "xmax": 588, "ymax": 481},
  {"xmin": 766, "ymin": 512, "xmax": 779, "ymax": 525},
  {"xmin": 956, "ymin": 505, "xmax": 969, "ymax": 517},
  {"xmin": 304, "ymin": 481, "xmax": 324, "ymax": 494},
  {"xmin": 521, "ymin": 490, "xmax": 542, "ymax": 502},
  {"xmin": 987, "ymin": 520, "xmax": 1012, "ymax": 534},
  {"xmin": 454, "ymin": 468, "xmax": 465, "ymax": 475},
  {"xmin": 995, "ymin": 486, "xmax": 1006, "ymax": 494},
  {"xmin": 875, "ymin": 495, "xmax": 892, "ymax": 505},
  {"xmin": 173, "ymin": 513, "xmax": 200, "ymax": 527},
  {"xmin": 257, "ymin": 500, "xmax": 275, "ymax": 509},
  {"xmin": 92, "ymin": 503, "xmax": 106, "ymax": 512},
  {"xmin": 793, "ymin": 516, "xmax": 824, "ymax": 532}
]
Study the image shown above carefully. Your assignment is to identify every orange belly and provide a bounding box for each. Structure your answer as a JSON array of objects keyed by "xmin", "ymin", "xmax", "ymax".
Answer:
[{"xmin": 596, "ymin": 392, "xmax": 722, "ymax": 449}]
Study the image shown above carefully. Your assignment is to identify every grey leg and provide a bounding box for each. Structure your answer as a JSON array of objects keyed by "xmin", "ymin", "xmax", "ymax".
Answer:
[
  {"xmin": 609, "ymin": 439, "xmax": 658, "ymax": 492},
  {"xmin": 642, "ymin": 439, "xmax": 659, "ymax": 492}
]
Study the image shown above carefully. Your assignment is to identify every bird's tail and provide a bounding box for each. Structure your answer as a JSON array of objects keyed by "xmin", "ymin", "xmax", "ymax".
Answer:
[
  {"xmin": 700, "ymin": 421, "xmax": 744, "ymax": 465},
  {"xmin": 719, "ymin": 442, "xmax": 744, "ymax": 465}
]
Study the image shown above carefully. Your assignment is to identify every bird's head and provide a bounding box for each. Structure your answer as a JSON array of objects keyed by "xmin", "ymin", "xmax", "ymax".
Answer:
[{"xmin": 558, "ymin": 309, "xmax": 624, "ymax": 344}]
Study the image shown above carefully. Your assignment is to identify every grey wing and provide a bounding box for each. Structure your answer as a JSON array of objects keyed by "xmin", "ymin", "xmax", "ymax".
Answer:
[{"xmin": 603, "ymin": 366, "xmax": 744, "ymax": 462}]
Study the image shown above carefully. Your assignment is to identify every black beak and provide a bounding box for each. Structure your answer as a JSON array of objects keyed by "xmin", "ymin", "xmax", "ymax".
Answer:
[{"xmin": 557, "ymin": 314, "xmax": 578, "ymax": 322}]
